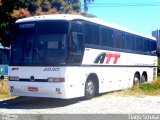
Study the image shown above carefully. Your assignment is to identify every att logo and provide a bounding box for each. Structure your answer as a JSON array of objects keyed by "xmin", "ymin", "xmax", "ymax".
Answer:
[
  {"xmin": 11, "ymin": 68, "xmax": 19, "ymax": 71},
  {"xmin": 94, "ymin": 52, "xmax": 120, "ymax": 64}
]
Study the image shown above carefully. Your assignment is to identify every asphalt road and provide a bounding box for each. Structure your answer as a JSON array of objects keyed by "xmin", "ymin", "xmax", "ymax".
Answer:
[{"xmin": 0, "ymin": 95, "xmax": 160, "ymax": 114}]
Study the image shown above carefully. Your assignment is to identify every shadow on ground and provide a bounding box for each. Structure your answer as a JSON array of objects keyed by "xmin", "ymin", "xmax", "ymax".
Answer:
[{"xmin": 0, "ymin": 97, "xmax": 85, "ymax": 109}]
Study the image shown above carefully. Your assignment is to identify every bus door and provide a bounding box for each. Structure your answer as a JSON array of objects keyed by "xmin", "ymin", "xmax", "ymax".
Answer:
[{"xmin": 67, "ymin": 20, "xmax": 84, "ymax": 64}]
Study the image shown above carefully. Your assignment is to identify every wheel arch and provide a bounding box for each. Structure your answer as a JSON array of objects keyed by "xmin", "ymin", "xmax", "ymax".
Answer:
[
  {"xmin": 135, "ymin": 71, "xmax": 140, "ymax": 79},
  {"xmin": 133, "ymin": 71, "xmax": 141, "ymax": 84},
  {"xmin": 141, "ymin": 71, "xmax": 148, "ymax": 82},
  {"xmin": 86, "ymin": 73, "xmax": 99, "ymax": 95},
  {"xmin": 0, "ymin": 75, "xmax": 4, "ymax": 80}
]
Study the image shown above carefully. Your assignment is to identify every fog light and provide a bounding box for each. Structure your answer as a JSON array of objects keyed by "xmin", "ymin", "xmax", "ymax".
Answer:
[
  {"xmin": 48, "ymin": 77, "xmax": 55, "ymax": 82},
  {"xmin": 56, "ymin": 88, "xmax": 60, "ymax": 92},
  {"xmin": 47, "ymin": 77, "xmax": 65, "ymax": 82},
  {"xmin": 9, "ymin": 76, "xmax": 19, "ymax": 81}
]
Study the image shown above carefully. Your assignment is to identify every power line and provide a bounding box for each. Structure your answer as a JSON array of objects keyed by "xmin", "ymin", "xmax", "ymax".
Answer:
[
  {"xmin": 91, "ymin": 2, "xmax": 160, "ymax": 5},
  {"xmin": 87, "ymin": 3, "xmax": 160, "ymax": 7},
  {"xmin": 81, "ymin": 1, "xmax": 160, "ymax": 11},
  {"xmin": 89, "ymin": 5, "xmax": 160, "ymax": 8}
]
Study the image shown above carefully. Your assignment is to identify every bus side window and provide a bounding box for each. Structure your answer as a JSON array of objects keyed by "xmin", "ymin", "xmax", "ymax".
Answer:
[
  {"xmin": 70, "ymin": 20, "xmax": 83, "ymax": 54},
  {"xmin": 150, "ymin": 40, "xmax": 157, "ymax": 55},
  {"xmin": 144, "ymin": 39, "xmax": 150, "ymax": 53},
  {"xmin": 113, "ymin": 30, "xmax": 125, "ymax": 49},
  {"xmin": 92, "ymin": 25, "xmax": 100, "ymax": 45},
  {"xmin": 85, "ymin": 23, "xmax": 92, "ymax": 44},
  {"xmin": 68, "ymin": 20, "xmax": 84, "ymax": 64},
  {"xmin": 101, "ymin": 27, "xmax": 113, "ymax": 48},
  {"xmin": 71, "ymin": 32, "xmax": 83, "ymax": 53},
  {"xmin": 135, "ymin": 37, "xmax": 143, "ymax": 52},
  {"xmin": 126, "ymin": 34, "xmax": 135, "ymax": 51}
]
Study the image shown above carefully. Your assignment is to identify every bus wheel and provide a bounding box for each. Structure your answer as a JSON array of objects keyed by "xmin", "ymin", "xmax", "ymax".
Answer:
[
  {"xmin": 141, "ymin": 73, "xmax": 147, "ymax": 83},
  {"xmin": 0, "ymin": 76, "xmax": 4, "ymax": 80},
  {"xmin": 85, "ymin": 79, "xmax": 96, "ymax": 99},
  {"xmin": 133, "ymin": 73, "xmax": 140, "ymax": 85}
]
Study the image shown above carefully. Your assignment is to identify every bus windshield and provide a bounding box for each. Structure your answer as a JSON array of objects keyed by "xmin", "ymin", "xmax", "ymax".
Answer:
[{"xmin": 9, "ymin": 21, "xmax": 69, "ymax": 66}]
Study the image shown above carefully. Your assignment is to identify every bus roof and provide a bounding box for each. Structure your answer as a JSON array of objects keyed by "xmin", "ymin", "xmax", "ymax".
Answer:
[{"xmin": 16, "ymin": 14, "xmax": 156, "ymax": 40}]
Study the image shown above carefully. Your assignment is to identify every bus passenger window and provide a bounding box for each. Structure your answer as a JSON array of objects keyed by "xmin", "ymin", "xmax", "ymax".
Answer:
[
  {"xmin": 126, "ymin": 35, "xmax": 135, "ymax": 51},
  {"xmin": 113, "ymin": 30, "xmax": 125, "ymax": 49},
  {"xmin": 85, "ymin": 23, "xmax": 92, "ymax": 44},
  {"xmin": 150, "ymin": 41, "xmax": 156, "ymax": 54},
  {"xmin": 144, "ymin": 39, "xmax": 151, "ymax": 53},
  {"xmin": 101, "ymin": 27, "xmax": 113, "ymax": 47},
  {"xmin": 71, "ymin": 32, "xmax": 83, "ymax": 53},
  {"xmin": 92, "ymin": 25, "xmax": 100, "ymax": 45}
]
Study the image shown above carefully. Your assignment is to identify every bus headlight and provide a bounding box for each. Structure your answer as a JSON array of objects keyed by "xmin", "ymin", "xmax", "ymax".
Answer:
[
  {"xmin": 9, "ymin": 76, "xmax": 19, "ymax": 81},
  {"xmin": 47, "ymin": 77, "xmax": 65, "ymax": 82}
]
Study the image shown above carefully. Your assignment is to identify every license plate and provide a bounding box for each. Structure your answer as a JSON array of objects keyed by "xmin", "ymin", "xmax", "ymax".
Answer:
[{"xmin": 28, "ymin": 87, "xmax": 38, "ymax": 92}]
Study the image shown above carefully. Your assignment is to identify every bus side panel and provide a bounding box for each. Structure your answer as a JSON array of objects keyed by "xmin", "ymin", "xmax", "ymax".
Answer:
[
  {"xmin": 82, "ymin": 48, "xmax": 157, "ymax": 94},
  {"xmin": 65, "ymin": 67, "xmax": 101, "ymax": 98}
]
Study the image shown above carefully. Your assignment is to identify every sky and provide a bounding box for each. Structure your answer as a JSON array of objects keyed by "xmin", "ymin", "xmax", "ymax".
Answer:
[{"xmin": 83, "ymin": 0, "xmax": 160, "ymax": 37}]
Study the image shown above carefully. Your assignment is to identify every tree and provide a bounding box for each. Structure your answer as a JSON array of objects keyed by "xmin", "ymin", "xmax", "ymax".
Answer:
[
  {"xmin": 0, "ymin": 0, "xmax": 15, "ymax": 47},
  {"xmin": 0, "ymin": 0, "xmax": 81, "ymax": 47}
]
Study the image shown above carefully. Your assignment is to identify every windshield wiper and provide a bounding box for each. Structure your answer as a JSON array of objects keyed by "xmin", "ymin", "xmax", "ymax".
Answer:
[{"xmin": 35, "ymin": 48, "xmax": 47, "ymax": 64}]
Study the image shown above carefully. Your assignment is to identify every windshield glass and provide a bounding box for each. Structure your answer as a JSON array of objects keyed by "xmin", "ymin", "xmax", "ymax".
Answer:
[{"xmin": 10, "ymin": 20, "xmax": 69, "ymax": 66}]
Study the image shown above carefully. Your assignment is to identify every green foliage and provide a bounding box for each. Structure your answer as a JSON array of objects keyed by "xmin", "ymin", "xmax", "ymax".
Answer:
[
  {"xmin": 139, "ymin": 83, "xmax": 160, "ymax": 91},
  {"xmin": 130, "ymin": 77, "xmax": 160, "ymax": 95},
  {"xmin": 0, "ymin": 0, "xmax": 81, "ymax": 47},
  {"xmin": 139, "ymin": 77, "xmax": 160, "ymax": 91}
]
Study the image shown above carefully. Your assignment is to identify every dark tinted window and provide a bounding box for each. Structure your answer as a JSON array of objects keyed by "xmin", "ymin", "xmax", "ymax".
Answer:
[
  {"xmin": 150, "ymin": 40, "xmax": 156, "ymax": 54},
  {"xmin": 37, "ymin": 21, "xmax": 69, "ymax": 34},
  {"xmin": 126, "ymin": 34, "xmax": 136, "ymax": 51},
  {"xmin": 15, "ymin": 21, "xmax": 69, "ymax": 35},
  {"xmin": 130, "ymin": 35, "xmax": 135, "ymax": 50},
  {"xmin": 101, "ymin": 27, "xmax": 113, "ymax": 47},
  {"xmin": 85, "ymin": 23, "xmax": 92, "ymax": 44},
  {"xmin": 125, "ymin": 34, "xmax": 132, "ymax": 50},
  {"xmin": 113, "ymin": 30, "xmax": 125, "ymax": 49},
  {"xmin": 92, "ymin": 25, "xmax": 100, "ymax": 45},
  {"xmin": 135, "ymin": 37, "xmax": 143, "ymax": 52},
  {"xmin": 144, "ymin": 39, "xmax": 151, "ymax": 53},
  {"xmin": 72, "ymin": 20, "xmax": 83, "ymax": 33}
]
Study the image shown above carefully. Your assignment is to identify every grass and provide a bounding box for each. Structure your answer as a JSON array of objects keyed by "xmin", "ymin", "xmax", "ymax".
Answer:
[
  {"xmin": 107, "ymin": 76, "xmax": 160, "ymax": 96},
  {"xmin": 0, "ymin": 79, "xmax": 12, "ymax": 99},
  {"xmin": 1, "ymin": 76, "xmax": 160, "ymax": 100}
]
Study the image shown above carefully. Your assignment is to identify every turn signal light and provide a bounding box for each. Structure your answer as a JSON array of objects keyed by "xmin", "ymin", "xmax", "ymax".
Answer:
[{"xmin": 47, "ymin": 77, "xmax": 65, "ymax": 82}]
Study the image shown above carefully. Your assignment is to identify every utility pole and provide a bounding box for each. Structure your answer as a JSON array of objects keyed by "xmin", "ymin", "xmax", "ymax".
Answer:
[
  {"xmin": 84, "ymin": 0, "xmax": 94, "ymax": 12},
  {"xmin": 84, "ymin": 0, "xmax": 88, "ymax": 12}
]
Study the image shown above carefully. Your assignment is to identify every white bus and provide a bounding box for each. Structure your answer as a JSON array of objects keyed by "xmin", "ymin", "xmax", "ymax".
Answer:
[{"xmin": 8, "ymin": 14, "xmax": 157, "ymax": 99}]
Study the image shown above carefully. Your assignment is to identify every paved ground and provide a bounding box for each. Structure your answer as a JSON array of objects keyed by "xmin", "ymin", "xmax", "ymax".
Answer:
[{"xmin": 0, "ymin": 95, "xmax": 160, "ymax": 114}]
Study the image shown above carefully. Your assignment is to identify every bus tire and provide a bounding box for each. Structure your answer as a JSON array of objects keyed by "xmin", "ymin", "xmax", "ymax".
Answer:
[
  {"xmin": 133, "ymin": 72, "xmax": 140, "ymax": 85},
  {"xmin": 141, "ymin": 72, "xmax": 147, "ymax": 83},
  {"xmin": 84, "ymin": 79, "xmax": 96, "ymax": 99},
  {"xmin": 0, "ymin": 76, "xmax": 4, "ymax": 80}
]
